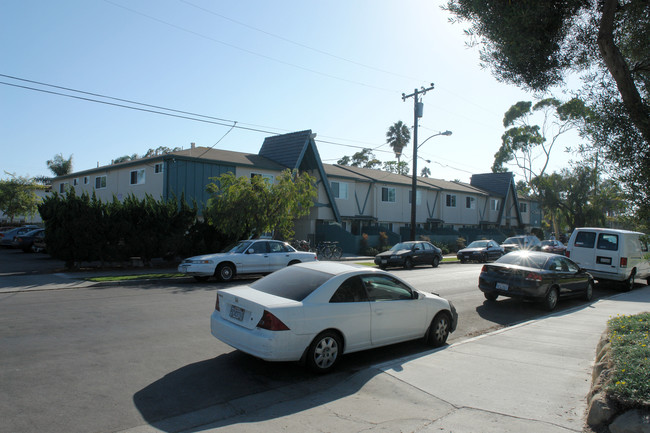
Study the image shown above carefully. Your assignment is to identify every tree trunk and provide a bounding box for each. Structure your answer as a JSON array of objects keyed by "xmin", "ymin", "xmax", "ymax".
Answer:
[{"xmin": 597, "ymin": 0, "xmax": 650, "ymax": 145}]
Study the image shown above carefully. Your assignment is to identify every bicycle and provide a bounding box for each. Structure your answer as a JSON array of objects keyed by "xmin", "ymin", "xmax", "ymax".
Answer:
[
  {"xmin": 291, "ymin": 239, "xmax": 312, "ymax": 252},
  {"xmin": 316, "ymin": 241, "xmax": 342, "ymax": 260}
]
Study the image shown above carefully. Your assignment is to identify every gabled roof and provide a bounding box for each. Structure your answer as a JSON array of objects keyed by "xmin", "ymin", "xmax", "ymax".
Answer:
[
  {"xmin": 469, "ymin": 172, "xmax": 514, "ymax": 197},
  {"xmin": 258, "ymin": 130, "xmax": 341, "ymax": 223},
  {"xmin": 324, "ymin": 164, "xmax": 488, "ymax": 195},
  {"xmin": 259, "ymin": 130, "xmax": 316, "ymax": 169},
  {"xmin": 167, "ymin": 147, "xmax": 286, "ymax": 170}
]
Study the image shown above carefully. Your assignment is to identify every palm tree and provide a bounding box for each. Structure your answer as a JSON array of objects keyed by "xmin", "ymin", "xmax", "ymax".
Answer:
[
  {"xmin": 46, "ymin": 154, "xmax": 73, "ymax": 177},
  {"xmin": 386, "ymin": 121, "xmax": 411, "ymax": 164}
]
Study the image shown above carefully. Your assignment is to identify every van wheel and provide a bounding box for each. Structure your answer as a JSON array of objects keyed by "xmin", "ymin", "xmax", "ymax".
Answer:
[{"xmin": 622, "ymin": 272, "xmax": 635, "ymax": 292}]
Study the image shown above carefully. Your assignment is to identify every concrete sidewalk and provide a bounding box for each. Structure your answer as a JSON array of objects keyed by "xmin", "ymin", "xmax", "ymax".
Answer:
[{"xmin": 119, "ymin": 286, "xmax": 649, "ymax": 433}]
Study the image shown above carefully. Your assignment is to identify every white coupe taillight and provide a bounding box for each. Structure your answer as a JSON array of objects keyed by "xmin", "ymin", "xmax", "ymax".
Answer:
[{"xmin": 256, "ymin": 310, "xmax": 290, "ymax": 331}]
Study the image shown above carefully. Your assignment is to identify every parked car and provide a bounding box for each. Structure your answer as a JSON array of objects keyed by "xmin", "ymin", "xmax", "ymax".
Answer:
[
  {"xmin": 565, "ymin": 227, "xmax": 650, "ymax": 290},
  {"xmin": 211, "ymin": 261, "xmax": 458, "ymax": 373},
  {"xmin": 31, "ymin": 230, "xmax": 47, "ymax": 253},
  {"xmin": 500, "ymin": 235, "xmax": 542, "ymax": 253},
  {"xmin": 374, "ymin": 241, "xmax": 443, "ymax": 270},
  {"xmin": 541, "ymin": 239, "xmax": 566, "ymax": 255},
  {"xmin": 12, "ymin": 228, "xmax": 45, "ymax": 252},
  {"xmin": 178, "ymin": 239, "xmax": 318, "ymax": 282},
  {"xmin": 478, "ymin": 251, "xmax": 593, "ymax": 311},
  {"xmin": 0, "ymin": 225, "xmax": 40, "ymax": 247},
  {"xmin": 457, "ymin": 240, "xmax": 504, "ymax": 263}
]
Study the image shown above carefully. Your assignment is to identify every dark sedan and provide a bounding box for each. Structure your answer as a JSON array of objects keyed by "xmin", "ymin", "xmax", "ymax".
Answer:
[
  {"xmin": 541, "ymin": 240, "xmax": 566, "ymax": 255},
  {"xmin": 374, "ymin": 241, "xmax": 443, "ymax": 270},
  {"xmin": 457, "ymin": 240, "xmax": 504, "ymax": 263},
  {"xmin": 12, "ymin": 228, "xmax": 45, "ymax": 253},
  {"xmin": 478, "ymin": 251, "xmax": 593, "ymax": 311}
]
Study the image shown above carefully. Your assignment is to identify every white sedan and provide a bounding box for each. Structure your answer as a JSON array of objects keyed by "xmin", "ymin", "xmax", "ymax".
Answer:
[
  {"xmin": 178, "ymin": 239, "xmax": 317, "ymax": 282},
  {"xmin": 211, "ymin": 261, "xmax": 458, "ymax": 373}
]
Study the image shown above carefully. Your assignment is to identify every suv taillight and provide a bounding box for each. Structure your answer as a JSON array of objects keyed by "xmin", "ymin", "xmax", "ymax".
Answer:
[
  {"xmin": 620, "ymin": 257, "xmax": 627, "ymax": 268},
  {"xmin": 257, "ymin": 310, "xmax": 290, "ymax": 331}
]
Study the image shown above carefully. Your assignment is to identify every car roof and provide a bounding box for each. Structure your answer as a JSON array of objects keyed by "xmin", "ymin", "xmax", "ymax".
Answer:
[
  {"xmin": 294, "ymin": 260, "xmax": 381, "ymax": 276},
  {"xmin": 573, "ymin": 227, "xmax": 645, "ymax": 236}
]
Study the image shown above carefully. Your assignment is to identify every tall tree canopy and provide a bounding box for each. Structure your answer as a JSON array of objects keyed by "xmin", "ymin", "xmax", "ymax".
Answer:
[
  {"xmin": 445, "ymin": 0, "xmax": 650, "ymax": 219},
  {"xmin": 337, "ymin": 148, "xmax": 382, "ymax": 169},
  {"xmin": 204, "ymin": 169, "xmax": 317, "ymax": 240},
  {"xmin": 46, "ymin": 154, "xmax": 73, "ymax": 177},
  {"xmin": 492, "ymin": 97, "xmax": 590, "ymax": 188},
  {"xmin": 0, "ymin": 174, "xmax": 40, "ymax": 222},
  {"xmin": 385, "ymin": 121, "xmax": 411, "ymax": 163}
]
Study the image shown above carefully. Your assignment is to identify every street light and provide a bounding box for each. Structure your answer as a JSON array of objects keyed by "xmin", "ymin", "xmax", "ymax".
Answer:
[{"xmin": 410, "ymin": 130, "xmax": 452, "ymax": 241}]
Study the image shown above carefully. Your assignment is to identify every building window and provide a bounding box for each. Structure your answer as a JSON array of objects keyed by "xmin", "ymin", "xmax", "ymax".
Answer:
[
  {"xmin": 491, "ymin": 199, "xmax": 500, "ymax": 211},
  {"xmin": 251, "ymin": 172, "xmax": 274, "ymax": 183},
  {"xmin": 59, "ymin": 183, "xmax": 68, "ymax": 193},
  {"xmin": 446, "ymin": 194, "xmax": 456, "ymax": 207},
  {"xmin": 154, "ymin": 163, "xmax": 164, "ymax": 174},
  {"xmin": 331, "ymin": 181, "xmax": 348, "ymax": 199},
  {"xmin": 130, "ymin": 169, "xmax": 146, "ymax": 185},
  {"xmin": 73, "ymin": 178, "xmax": 79, "ymax": 186},
  {"xmin": 466, "ymin": 196, "xmax": 476, "ymax": 209},
  {"xmin": 519, "ymin": 202, "xmax": 528, "ymax": 213},
  {"xmin": 408, "ymin": 190, "xmax": 422, "ymax": 205},
  {"xmin": 95, "ymin": 176, "xmax": 107, "ymax": 189},
  {"xmin": 83, "ymin": 176, "xmax": 89, "ymax": 185},
  {"xmin": 381, "ymin": 187, "xmax": 396, "ymax": 203}
]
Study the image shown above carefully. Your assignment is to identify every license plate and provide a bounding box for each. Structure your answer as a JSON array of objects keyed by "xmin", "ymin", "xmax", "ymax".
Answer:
[
  {"xmin": 496, "ymin": 282, "xmax": 509, "ymax": 291},
  {"xmin": 229, "ymin": 305, "xmax": 245, "ymax": 321},
  {"xmin": 179, "ymin": 265, "xmax": 188, "ymax": 273},
  {"xmin": 381, "ymin": 259, "xmax": 387, "ymax": 264}
]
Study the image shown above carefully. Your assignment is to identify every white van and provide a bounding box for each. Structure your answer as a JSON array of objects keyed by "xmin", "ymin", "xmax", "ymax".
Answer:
[{"xmin": 565, "ymin": 228, "xmax": 650, "ymax": 290}]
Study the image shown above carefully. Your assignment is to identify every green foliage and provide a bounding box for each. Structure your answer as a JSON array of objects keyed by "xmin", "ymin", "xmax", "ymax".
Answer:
[
  {"xmin": 204, "ymin": 169, "xmax": 317, "ymax": 240},
  {"xmin": 337, "ymin": 148, "xmax": 382, "ymax": 169},
  {"xmin": 445, "ymin": 0, "xmax": 650, "ymax": 222},
  {"xmin": 492, "ymin": 98, "xmax": 590, "ymax": 188},
  {"xmin": 386, "ymin": 120, "xmax": 411, "ymax": 161},
  {"xmin": 532, "ymin": 166, "xmax": 626, "ymax": 232},
  {"xmin": 382, "ymin": 161, "xmax": 410, "ymax": 175},
  {"xmin": 46, "ymin": 154, "xmax": 73, "ymax": 176},
  {"xmin": 0, "ymin": 174, "xmax": 40, "ymax": 222},
  {"xmin": 606, "ymin": 313, "xmax": 650, "ymax": 408},
  {"xmin": 38, "ymin": 190, "xmax": 197, "ymax": 269}
]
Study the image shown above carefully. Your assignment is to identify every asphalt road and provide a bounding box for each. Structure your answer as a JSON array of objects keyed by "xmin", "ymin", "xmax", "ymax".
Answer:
[{"xmin": 0, "ymin": 249, "xmax": 621, "ymax": 433}]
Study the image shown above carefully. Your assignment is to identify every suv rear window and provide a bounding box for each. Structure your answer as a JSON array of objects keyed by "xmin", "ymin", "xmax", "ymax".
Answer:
[
  {"xmin": 574, "ymin": 231, "xmax": 596, "ymax": 248},
  {"xmin": 250, "ymin": 266, "xmax": 332, "ymax": 301}
]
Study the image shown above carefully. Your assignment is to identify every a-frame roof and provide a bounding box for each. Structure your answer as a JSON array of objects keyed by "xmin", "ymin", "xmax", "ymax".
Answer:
[{"xmin": 258, "ymin": 130, "xmax": 341, "ymax": 223}]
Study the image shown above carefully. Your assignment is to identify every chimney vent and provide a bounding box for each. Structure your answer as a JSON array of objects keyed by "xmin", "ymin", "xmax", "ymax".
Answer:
[{"xmin": 191, "ymin": 142, "xmax": 196, "ymax": 149}]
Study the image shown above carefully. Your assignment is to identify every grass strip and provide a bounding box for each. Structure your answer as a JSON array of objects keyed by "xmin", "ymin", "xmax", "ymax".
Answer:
[
  {"xmin": 86, "ymin": 273, "xmax": 185, "ymax": 282},
  {"xmin": 606, "ymin": 312, "xmax": 650, "ymax": 408}
]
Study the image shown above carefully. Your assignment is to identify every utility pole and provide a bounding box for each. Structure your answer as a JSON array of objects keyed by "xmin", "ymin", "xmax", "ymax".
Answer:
[{"xmin": 402, "ymin": 83, "xmax": 435, "ymax": 241}]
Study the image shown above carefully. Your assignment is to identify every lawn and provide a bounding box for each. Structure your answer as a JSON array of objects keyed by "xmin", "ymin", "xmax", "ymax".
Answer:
[{"xmin": 605, "ymin": 312, "xmax": 650, "ymax": 408}]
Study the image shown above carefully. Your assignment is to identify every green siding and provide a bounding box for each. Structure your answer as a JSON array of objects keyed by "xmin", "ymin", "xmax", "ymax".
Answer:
[{"xmin": 164, "ymin": 158, "xmax": 235, "ymax": 211}]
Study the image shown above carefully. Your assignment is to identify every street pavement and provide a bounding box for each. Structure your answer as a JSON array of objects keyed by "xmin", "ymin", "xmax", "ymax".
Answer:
[
  {"xmin": 113, "ymin": 285, "xmax": 649, "ymax": 433},
  {"xmin": 3, "ymin": 253, "xmax": 649, "ymax": 433}
]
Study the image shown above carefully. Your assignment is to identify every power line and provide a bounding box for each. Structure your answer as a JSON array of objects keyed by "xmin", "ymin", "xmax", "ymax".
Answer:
[{"xmin": 104, "ymin": 0, "xmax": 400, "ymax": 94}]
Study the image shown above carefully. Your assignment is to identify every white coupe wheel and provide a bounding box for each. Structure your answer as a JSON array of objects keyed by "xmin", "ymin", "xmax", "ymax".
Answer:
[{"xmin": 307, "ymin": 331, "xmax": 341, "ymax": 373}]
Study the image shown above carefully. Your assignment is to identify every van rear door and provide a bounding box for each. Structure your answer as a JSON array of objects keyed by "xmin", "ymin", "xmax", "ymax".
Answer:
[
  {"xmin": 592, "ymin": 232, "xmax": 621, "ymax": 278},
  {"xmin": 569, "ymin": 230, "xmax": 597, "ymax": 269}
]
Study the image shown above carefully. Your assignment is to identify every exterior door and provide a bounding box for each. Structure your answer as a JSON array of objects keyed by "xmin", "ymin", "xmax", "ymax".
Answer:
[
  {"xmin": 361, "ymin": 274, "xmax": 426, "ymax": 346},
  {"xmin": 241, "ymin": 241, "xmax": 270, "ymax": 273}
]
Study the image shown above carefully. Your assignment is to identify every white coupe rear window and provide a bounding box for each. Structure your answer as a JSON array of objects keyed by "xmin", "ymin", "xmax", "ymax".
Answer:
[{"xmin": 250, "ymin": 267, "xmax": 332, "ymax": 301}]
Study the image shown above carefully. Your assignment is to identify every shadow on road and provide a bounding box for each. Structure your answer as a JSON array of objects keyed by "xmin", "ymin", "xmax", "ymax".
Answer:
[{"xmin": 133, "ymin": 339, "xmax": 448, "ymax": 432}]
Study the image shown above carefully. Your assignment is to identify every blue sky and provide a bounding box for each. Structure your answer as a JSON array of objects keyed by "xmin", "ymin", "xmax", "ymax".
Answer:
[{"xmin": 2, "ymin": 0, "xmax": 580, "ymax": 183}]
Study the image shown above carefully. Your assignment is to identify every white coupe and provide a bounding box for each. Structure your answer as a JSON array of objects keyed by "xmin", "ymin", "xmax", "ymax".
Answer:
[
  {"xmin": 211, "ymin": 261, "xmax": 458, "ymax": 373},
  {"xmin": 178, "ymin": 239, "xmax": 317, "ymax": 282}
]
